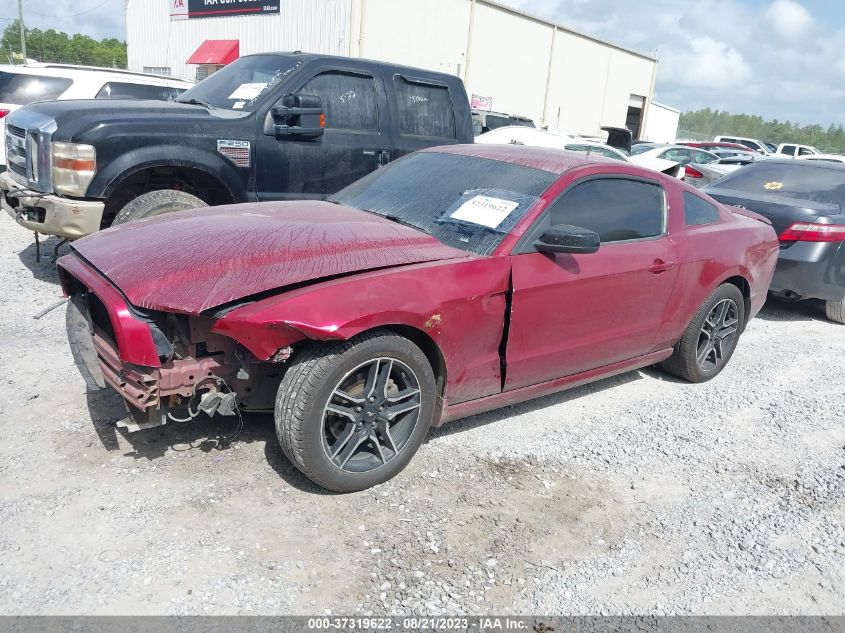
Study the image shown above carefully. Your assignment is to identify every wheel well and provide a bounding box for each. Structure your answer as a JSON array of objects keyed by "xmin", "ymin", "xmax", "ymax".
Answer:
[
  {"xmin": 724, "ymin": 275, "xmax": 752, "ymax": 326},
  {"xmin": 382, "ymin": 325, "xmax": 447, "ymax": 397},
  {"xmin": 102, "ymin": 166, "xmax": 235, "ymax": 226}
]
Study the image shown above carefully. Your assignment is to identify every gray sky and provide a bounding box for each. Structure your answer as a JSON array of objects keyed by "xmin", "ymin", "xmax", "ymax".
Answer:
[{"xmin": 5, "ymin": 0, "xmax": 842, "ymax": 125}]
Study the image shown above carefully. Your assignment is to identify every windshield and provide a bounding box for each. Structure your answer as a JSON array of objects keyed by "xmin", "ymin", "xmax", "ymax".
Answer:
[
  {"xmin": 0, "ymin": 72, "xmax": 72, "ymax": 105},
  {"xmin": 711, "ymin": 161, "xmax": 845, "ymax": 206},
  {"xmin": 764, "ymin": 142, "xmax": 777, "ymax": 153},
  {"xmin": 177, "ymin": 54, "xmax": 302, "ymax": 110},
  {"xmin": 328, "ymin": 152, "xmax": 557, "ymax": 256},
  {"xmin": 629, "ymin": 144, "xmax": 657, "ymax": 156}
]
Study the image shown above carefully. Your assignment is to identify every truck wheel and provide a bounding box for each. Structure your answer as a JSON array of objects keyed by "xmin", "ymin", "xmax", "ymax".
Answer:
[
  {"xmin": 111, "ymin": 190, "xmax": 206, "ymax": 225},
  {"xmin": 825, "ymin": 299, "xmax": 845, "ymax": 324},
  {"xmin": 661, "ymin": 284, "xmax": 745, "ymax": 383},
  {"xmin": 275, "ymin": 330, "xmax": 436, "ymax": 492}
]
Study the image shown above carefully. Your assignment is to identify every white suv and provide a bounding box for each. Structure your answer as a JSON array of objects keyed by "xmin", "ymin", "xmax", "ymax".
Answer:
[{"xmin": 0, "ymin": 63, "xmax": 192, "ymax": 169}]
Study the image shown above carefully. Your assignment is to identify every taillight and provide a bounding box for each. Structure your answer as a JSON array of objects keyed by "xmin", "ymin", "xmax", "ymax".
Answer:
[
  {"xmin": 685, "ymin": 166, "xmax": 703, "ymax": 179},
  {"xmin": 779, "ymin": 222, "xmax": 845, "ymax": 243},
  {"xmin": 0, "ymin": 109, "xmax": 9, "ymax": 119}
]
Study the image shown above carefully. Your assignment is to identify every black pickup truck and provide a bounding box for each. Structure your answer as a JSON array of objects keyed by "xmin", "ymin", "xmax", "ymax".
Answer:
[{"xmin": 1, "ymin": 52, "xmax": 473, "ymax": 239}]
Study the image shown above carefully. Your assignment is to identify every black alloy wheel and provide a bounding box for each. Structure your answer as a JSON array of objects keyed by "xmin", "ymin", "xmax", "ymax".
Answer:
[{"xmin": 322, "ymin": 357, "xmax": 422, "ymax": 473}]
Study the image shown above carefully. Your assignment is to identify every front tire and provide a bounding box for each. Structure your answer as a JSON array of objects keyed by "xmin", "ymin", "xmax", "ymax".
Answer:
[
  {"xmin": 111, "ymin": 189, "xmax": 207, "ymax": 225},
  {"xmin": 662, "ymin": 284, "xmax": 745, "ymax": 383},
  {"xmin": 825, "ymin": 298, "xmax": 845, "ymax": 324},
  {"xmin": 275, "ymin": 330, "xmax": 436, "ymax": 492}
]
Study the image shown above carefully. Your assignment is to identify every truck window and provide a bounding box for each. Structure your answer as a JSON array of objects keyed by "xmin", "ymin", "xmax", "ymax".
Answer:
[
  {"xmin": 393, "ymin": 76, "xmax": 455, "ymax": 139},
  {"xmin": 96, "ymin": 82, "xmax": 183, "ymax": 101},
  {"xmin": 298, "ymin": 71, "xmax": 378, "ymax": 132},
  {"xmin": 0, "ymin": 72, "xmax": 72, "ymax": 105}
]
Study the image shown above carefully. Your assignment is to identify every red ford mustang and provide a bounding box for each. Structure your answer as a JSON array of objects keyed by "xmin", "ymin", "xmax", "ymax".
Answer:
[{"xmin": 58, "ymin": 145, "xmax": 779, "ymax": 491}]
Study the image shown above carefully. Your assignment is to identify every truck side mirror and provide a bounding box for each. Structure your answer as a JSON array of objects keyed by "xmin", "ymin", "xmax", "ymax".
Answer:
[{"xmin": 264, "ymin": 92, "xmax": 325, "ymax": 139}]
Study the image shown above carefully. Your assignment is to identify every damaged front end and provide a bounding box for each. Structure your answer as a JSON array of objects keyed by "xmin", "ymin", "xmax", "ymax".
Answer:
[{"xmin": 59, "ymin": 255, "xmax": 290, "ymax": 431}]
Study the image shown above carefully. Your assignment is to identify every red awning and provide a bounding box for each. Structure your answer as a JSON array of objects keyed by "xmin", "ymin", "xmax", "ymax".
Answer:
[{"xmin": 187, "ymin": 40, "xmax": 239, "ymax": 65}]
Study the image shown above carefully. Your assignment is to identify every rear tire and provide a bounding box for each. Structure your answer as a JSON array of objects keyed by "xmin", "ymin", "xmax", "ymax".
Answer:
[
  {"xmin": 825, "ymin": 299, "xmax": 845, "ymax": 324},
  {"xmin": 111, "ymin": 189, "xmax": 206, "ymax": 225},
  {"xmin": 275, "ymin": 330, "xmax": 436, "ymax": 492},
  {"xmin": 662, "ymin": 284, "xmax": 745, "ymax": 383}
]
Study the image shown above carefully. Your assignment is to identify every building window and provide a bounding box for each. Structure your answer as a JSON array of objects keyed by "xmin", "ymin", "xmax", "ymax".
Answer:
[{"xmin": 143, "ymin": 66, "xmax": 171, "ymax": 76}]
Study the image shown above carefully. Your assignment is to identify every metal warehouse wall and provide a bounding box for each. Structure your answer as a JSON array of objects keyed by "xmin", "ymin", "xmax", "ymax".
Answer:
[{"xmin": 126, "ymin": 0, "xmax": 351, "ymax": 81}]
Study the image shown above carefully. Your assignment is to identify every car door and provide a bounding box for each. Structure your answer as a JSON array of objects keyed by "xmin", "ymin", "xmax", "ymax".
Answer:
[
  {"xmin": 504, "ymin": 176, "xmax": 679, "ymax": 391},
  {"xmin": 255, "ymin": 65, "xmax": 389, "ymax": 200}
]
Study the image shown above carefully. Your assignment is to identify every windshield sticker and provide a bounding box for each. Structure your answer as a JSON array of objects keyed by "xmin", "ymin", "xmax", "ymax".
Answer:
[
  {"xmin": 228, "ymin": 82, "xmax": 268, "ymax": 100},
  {"xmin": 764, "ymin": 181, "xmax": 784, "ymax": 190},
  {"xmin": 232, "ymin": 101, "xmax": 245, "ymax": 110},
  {"xmin": 449, "ymin": 195, "xmax": 520, "ymax": 229}
]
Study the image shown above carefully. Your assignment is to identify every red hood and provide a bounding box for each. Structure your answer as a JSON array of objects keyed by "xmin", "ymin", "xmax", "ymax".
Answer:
[{"xmin": 70, "ymin": 201, "xmax": 469, "ymax": 313}]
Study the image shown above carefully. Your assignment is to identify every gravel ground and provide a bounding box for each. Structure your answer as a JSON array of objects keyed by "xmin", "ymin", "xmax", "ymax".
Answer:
[{"xmin": 0, "ymin": 213, "xmax": 843, "ymax": 615}]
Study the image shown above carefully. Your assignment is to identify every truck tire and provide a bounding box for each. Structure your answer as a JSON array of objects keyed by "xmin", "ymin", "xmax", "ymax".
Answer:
[
  {"xmin": 275, "ymin": 330, "xmax": 436, "ymax": 492},
  {"xmin": 111, "ymin": 190, "xmax": 207, "ymax": 225},
  {"xmin": 661, "ymin": 283, "xmax": 746, "ymax": 383},
  {"xmin": 825, "ymin": 299, "xmax": 845, "ymax": 324}
]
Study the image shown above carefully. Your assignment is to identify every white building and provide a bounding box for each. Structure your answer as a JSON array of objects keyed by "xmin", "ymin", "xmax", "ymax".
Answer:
[{"xmin": 127, "ymin": 0, "xmax": 665, "ymax": 137}]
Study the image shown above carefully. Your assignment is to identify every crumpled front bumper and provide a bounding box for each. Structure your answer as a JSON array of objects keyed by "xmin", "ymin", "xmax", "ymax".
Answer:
[{"xmin": 0, "ymin": 171, "xmax": 104, "ymax": 238}]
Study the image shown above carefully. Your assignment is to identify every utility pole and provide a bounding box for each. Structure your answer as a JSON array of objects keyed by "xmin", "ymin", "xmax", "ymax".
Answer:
[{"xmin": 17, "ymin": 0, "xmax": 27, "ymax": 61}]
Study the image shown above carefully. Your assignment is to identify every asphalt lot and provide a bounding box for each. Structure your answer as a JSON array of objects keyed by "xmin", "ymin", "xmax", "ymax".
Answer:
[{"xmin": 0, "ymin": 213, "xmax": 843, "ymax": 615}]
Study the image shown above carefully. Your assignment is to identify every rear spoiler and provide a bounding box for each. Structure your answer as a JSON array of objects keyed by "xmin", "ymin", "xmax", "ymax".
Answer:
[{"xmin": 727, "ymin": 204, "xmax": 772, "ymax": 225}]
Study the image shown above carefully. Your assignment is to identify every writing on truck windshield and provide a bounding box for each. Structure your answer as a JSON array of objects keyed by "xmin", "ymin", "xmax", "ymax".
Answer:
[
  {"xmin": 328, "ymin": 152, "xmax": 557, "ymax": 256},
  {"xmin": 177, "ymin": 54, "xmax": 302, "ymax": 110}
]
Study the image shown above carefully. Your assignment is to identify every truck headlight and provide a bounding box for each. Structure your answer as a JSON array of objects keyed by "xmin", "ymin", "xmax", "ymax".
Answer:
[{"xmin": 52, "ymin": 142, "xmax": 96, "ymax": 196}]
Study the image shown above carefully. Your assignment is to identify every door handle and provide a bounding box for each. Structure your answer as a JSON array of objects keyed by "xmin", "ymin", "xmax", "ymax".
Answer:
[
  {"xmin": 364, "ymin": 149, "xmax": 391, "ymax": 167},
  {"xmin": 649, "ymin": 259, "xmax": 675, "ymax": 274}
]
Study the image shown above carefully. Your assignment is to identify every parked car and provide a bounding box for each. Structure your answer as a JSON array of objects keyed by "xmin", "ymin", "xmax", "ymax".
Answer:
[
  {"xmin": 471, "ymin": 109, "xmax": 536, "ymax": 135},
  {"xmin": 776, "ymin": 143, "xmax": 820, "ymax": 158},
  {"xmin": 684, "ymin": 154, "xmax": 763, "ymax": 188},
  {"xmin": 0, "ymin": 52, "xmax": 473, "ymax": 241},
  {"xmin": 0, "ymin": 63, "xmax": 192, "ymax": 171},
  {"xmin": 681, "ymin": 141, "xmax": 756, "ymax": 153},
  {"xmin": 713, "ymin": 136, "xmax": 772, "ymax": 155},
  {"xmin": 59, "ymin": 144, "xmax": 779, "ymax": 491},
  {"xmin": 629, "ymin": 144, "xmax": 719, "ymax": 178},
  {"xmin": 704, "ymin": 160, "xmax": 845, "ymax": 323},
  {"xmin": 563, "ymin": 142, "xmax": 628, "ymax": 161},
  {"xmin": 797, "ymin": 154, "xmax": 845, "ymax": 164}
]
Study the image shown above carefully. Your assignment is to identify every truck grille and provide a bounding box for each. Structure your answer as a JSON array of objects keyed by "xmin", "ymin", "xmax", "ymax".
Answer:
[{"xmin": 5, "ymin": 124, "xmax": 27, "ymax": 179}]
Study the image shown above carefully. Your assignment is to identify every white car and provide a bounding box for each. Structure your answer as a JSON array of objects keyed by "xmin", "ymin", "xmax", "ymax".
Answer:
[
  {"xmin": 476, "ymin": 126, "xmax": 685, "ymax": 176},
  {"xmin": 0, "ymin": 63, "xmax": 192, "ymax": 168},
  {"xmin": 775, "ymin": 143, "xmax": 821, "ymax": 158},
  {"xmin": 628, "ymin": 144, "xmax": 720, "ymax": 179},
  {"xmin": 797, "ymin": 153, "xmax": 845, "ymax": 163},
  {"xmin": 713, "ymin": 135, "xmax": 774, "ymax": 155}
]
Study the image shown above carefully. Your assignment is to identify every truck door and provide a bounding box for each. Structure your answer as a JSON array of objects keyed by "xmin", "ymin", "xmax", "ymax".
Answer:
[
  {"xmin": 255, "ymin": 65, "xmax": 391, "ymax": 200},
  {"xmin": 387, "ymin": 74, "xmax": 463, "ymax": 161}
]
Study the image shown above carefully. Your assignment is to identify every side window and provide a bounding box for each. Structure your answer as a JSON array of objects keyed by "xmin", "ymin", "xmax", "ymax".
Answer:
[
  {"xmin": 95, "ymin": 82, "xmax": 182, "ymax": 101},
  {"xmin": 693, "ymin": 150, "xmax": 717, "ymax": 164},
  {"xmin": 781, "ymin": 145, "xmax": 797, "ymax": 155},
  {"xmin": 297, "ymin": 71, "xmax": 379, "ymax": 132},
  {"xmin": 393, "ymin": 76, "xmax": 456, "ymax": 139},
  {"xmin": 660, "ymin": 147, "xmax": 692, "ymax": 165},
  {"xmin": 798, "ymin": 147, "xmax": 814, "ymax": 156},
  {"xmin": 683, "ymin": 192, "xmax": 721, "ymax": 226},
  {"xmin": 548, "ymin": 178, "xmax": 665, "ymax": 243}
]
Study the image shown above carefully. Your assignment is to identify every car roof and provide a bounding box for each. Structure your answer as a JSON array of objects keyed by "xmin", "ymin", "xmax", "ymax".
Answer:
[
  {"xmin": 743, "ymin": 157, "xmax": 845, "ymax": 171},
  {"xmin": 424, "ymin": 143, "xmax": 620, "ymax": 174},
  {"xmin": 0, "ymin": 63, "xmax": 193, "ymax": 85}
]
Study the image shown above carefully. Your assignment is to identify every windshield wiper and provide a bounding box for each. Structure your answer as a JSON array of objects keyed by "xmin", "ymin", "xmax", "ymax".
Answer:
[
  {"xmin": 178, "ymin": 98, "xmax": 214, "ymax": 109},
  {"xmin": 383, "ymin": 213, "xmax": 421, "ymax": 230}
]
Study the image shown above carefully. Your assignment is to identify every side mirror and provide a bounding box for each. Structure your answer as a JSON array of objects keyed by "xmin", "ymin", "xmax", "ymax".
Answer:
[
  {"xmin": 534, "ymin": 224, "xmax": 600, "ymax": 255},
  {"xmin": 264, "ymin": 92, "xmax": 325, "ymax": 139}
]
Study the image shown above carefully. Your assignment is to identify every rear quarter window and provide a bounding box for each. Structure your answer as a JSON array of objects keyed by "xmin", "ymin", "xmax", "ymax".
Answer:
[
  {"xmin": 0, "ymin": 72, "xmax": 72, "ymax": 105},
  {"xmin": 684, "ymin": 192, "xmax": 721, "ymax": 226},
  {"xmin": 393, "ymin": 76, "xmax": 455, "ymax": 139}
]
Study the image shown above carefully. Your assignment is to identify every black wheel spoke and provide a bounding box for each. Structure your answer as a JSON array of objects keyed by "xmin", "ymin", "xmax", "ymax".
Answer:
[
  {"xmin": 333, "ymin": 388, "xmax": 365, "ymax": 404},
  {"xmin": 326, "ymin": 403, "xmax": 357, "ymax": 421},
  {"xmin": 377, "ymin": 419, "xmax": 398, "ymax": 454},
  {"xmin": 329, "ymin": 423, "xmax": 358, "ymax": 460},
  {"xmin": 383, "ymin": 399, "xmax": 421, "ymax": 421},
  {"xmin": 336, "ymin": 430, "xmax": 368, "ymax": 467}
]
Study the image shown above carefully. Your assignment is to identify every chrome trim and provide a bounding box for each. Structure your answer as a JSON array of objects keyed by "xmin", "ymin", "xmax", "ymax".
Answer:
[{"xmin": 4, "ymin": 109, "xmax": 57, "ymax": 193}]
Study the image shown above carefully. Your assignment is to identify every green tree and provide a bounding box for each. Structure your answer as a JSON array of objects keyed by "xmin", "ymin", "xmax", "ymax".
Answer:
[{"xmin": 1, "ymin": 21, "xmax": 126, "ymax": 68}]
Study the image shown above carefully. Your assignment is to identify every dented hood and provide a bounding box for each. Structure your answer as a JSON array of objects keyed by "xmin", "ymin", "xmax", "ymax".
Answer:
[{"xmin": 71, "ymin": 201, "xmax": 469, "ymax": 314}]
